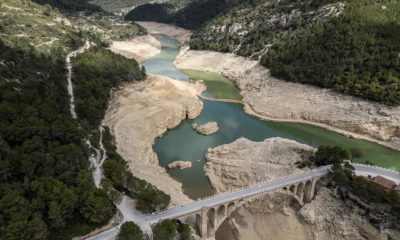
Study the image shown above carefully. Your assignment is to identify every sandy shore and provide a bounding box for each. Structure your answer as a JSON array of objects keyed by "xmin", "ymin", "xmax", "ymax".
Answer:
[
  {"xmin": 175, "ymin": 48, "xmax": 400, "ymax": 151},
  {"xmin": 103, "ymin": 74, "xmax": 206, "ymax": 206},
  {"xmin": 109, "ymin": 34, "xmax": 161, "ymax": 63}
]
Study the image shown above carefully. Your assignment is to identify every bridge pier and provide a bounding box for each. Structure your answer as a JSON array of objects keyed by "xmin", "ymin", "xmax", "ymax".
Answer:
[
  {"xmin": 188, "ymin": 178, "xmax": 322, "ymax": 239},
  {"xmin": 201, "ymin": 208, "xmax": 208, "ymax": 238},
  {"xmin": 303, "ymin": 178, "xmax": 318, "ymax": 202}
]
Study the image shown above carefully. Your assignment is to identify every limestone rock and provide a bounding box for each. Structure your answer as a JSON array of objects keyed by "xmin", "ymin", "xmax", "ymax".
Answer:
[
  {"xmin": 204, "ymin": 137, "xmax": 314, "ymax": 193},
  {"xmin": 168, "ymin": 161, "xmax": 192, "ymax": 170},
  {"xmin": 298, "ymin": 187, "xmax": 390, "ymax": 240},
  {"xmin": 194, "ymin": 121, "xmax": 219, "ymax": 135}
]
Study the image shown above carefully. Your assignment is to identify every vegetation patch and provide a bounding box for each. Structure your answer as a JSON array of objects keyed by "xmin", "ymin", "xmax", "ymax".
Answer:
[
  {"xmin": 71, "ymin": 47, "xmax": 145, "ymax": 128},
  {"xmin": 263, "ymin": 0, "xmax": 400, "ymax": 105},
  {"xmin": 101, "ymin": 128, "xmax": 171, "ymax": 212},
  {"xmin": 117, "ymin": 221, "xmax": 144, "ymax": 240},
  {"xmin": 0, "ymin": 39, "xmax": 114, "ymax": 240},
  {"xmin": 188, "ymin": 0, "xmax": 400, "ymax": 105},
  {"xmin": 152, "ymin": 219, "xmax": 191, "ymax": 240}
]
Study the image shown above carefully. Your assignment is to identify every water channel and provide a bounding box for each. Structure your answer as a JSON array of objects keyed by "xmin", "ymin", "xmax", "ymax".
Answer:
[{"xmin": 141, "ymin": 36, "xmax": 400, "ymax": 200}]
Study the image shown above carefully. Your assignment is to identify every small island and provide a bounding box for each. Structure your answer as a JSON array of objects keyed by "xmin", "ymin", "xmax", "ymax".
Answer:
[
  {"xmin": 193, "ymin": 121, "xmax": 219, "ymax": 135},
  {"xmin": 168, "ymin": 161, "xmax": 192, "ymax": 169}
]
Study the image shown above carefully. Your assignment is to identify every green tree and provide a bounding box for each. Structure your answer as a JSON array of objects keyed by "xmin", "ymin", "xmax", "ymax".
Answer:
[
  {"xmin": 80, "ymin": 189, "xmax": 115, "ymax": 224},
  {"xmin": 153, "ymin": 219, "xmax": 177, "ymax": 240},
  {"xmin": 177, "ymin": 223, "xmax": 191, "ymax": 240},
  {"xmin": 117, "ymin": 221, "xmax": 144, "ymax": 240},
  {"xmin": 313, "ymin": 145, "xmax": 350, "ymax": 166}
]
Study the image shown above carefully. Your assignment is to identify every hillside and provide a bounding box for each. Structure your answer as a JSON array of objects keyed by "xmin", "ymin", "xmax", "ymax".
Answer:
[
  {"xmin": 0, "ymin": 0, "xmax": 146, "ymax": 55},
  {"xmin": 125, "ymin": 0, "xmax": 231, "ymax": 29},
  {"xmin": 0, "ymin": 1, "xmax": 167, "ymax": 239},
  {"xmin": 189, "ymin": 0, "xmax": 400, "ymax": 105},
  {"xmin": 89, "ymin": 0, "xmax": 163, "ymax": 14},
  {"xmin": 32, "ymin": 0, "xmax": 102, "ymax": 14}
]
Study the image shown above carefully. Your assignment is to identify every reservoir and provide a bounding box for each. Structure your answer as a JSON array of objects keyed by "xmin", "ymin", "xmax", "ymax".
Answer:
[{"xmin": 142, "ymin": 36, "xmax": 400, "ymax": 200}]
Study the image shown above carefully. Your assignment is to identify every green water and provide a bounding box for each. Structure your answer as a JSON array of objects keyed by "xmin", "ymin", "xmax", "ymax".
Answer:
[{"xmin": 142, "ymin": 36, "xmax": 400, "ymax": 200}]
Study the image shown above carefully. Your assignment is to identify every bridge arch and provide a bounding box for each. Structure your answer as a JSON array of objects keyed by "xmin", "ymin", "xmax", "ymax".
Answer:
[
  {"xmin": 289, "ymin": 185, "xmax": 296, "ymax": 193},
  {"xmin": 227, "ymin": 202, "xmax": 236, "ymax": 215},
  {"xmin": 216, "ymin": 205, "xmax": 226, "ymax": 223},
  {"xmin": 296, "ymin": 182, "xmax": 304, "ymax": 199},
  {"xmin": 195, "ymin": 213, "xmax": 202, "ymax": 235}
]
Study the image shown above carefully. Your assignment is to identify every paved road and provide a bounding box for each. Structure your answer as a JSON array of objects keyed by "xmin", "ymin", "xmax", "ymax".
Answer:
[{"xmin": 87, "ymin": 164, "xmax": 400, "ymax": 240}]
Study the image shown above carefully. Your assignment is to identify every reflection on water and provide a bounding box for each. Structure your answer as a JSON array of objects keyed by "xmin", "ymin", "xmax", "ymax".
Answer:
[{"xmin": 142, "ymin": 36, "xmax": 400, "ymax": 200}]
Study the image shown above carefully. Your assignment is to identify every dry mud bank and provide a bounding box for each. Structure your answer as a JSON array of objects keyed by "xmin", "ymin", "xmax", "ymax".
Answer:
[
  {"xmin": 109, "ymin": 34, "xmax": 161, "ymax": 63},
  {"xmin": 175, "ymin": 49, "xmax": 400, "ymax": 151},
  {"xmin": 103, "ymin": 74, "xmax": 206, "ymax": 206},
  {"xmin": 206, "ymin": 137, "xmax": 398, "ymax": 240},
  {"xmin": 135, "ymin": 21, "xmax": 191, "ymax": 45}
]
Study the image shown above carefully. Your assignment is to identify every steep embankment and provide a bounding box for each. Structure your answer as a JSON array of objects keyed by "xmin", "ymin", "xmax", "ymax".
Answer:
[
  {"xmin": 205, "ymin": 137, "xmax": 396, "ymax": 240},
  {"xmin": 103, "ymin": 74, "xmax": 206, "ymax": 206}
]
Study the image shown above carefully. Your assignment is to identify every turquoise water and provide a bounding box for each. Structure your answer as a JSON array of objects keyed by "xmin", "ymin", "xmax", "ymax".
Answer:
[{"xmin": 142, "ymin": 36, "xmax": 400, "ymax": 200}]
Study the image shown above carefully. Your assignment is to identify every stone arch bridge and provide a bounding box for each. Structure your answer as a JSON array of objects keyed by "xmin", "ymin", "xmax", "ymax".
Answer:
[{"xmin": 86, "ymin": 164, "xmax": 400, "ymax": 240}]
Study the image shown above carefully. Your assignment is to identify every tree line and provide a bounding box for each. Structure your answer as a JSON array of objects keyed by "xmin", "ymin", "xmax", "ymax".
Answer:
[
  {"xmin": 262, "ymin": 0, "xmax": 400, "ymax": 105},
  {"xmin": 189, "ymin": 0, "xmax": 400, "ymax": 105},
  {"xmin": 309, "ymin": 145, "xmax": 400, "ymax": 221},
  {"xmin": 0, "ymin": 40, "xmax": 114, "ymax": 240},
  {"xmin": 32, "ymin": 0, "xmax": 103, "ymax": 14}
]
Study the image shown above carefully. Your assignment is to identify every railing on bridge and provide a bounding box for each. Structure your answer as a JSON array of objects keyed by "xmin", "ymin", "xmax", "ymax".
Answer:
[{"xmin": 86, "ymin": 164, "xmax": 400, "ymax": 239}]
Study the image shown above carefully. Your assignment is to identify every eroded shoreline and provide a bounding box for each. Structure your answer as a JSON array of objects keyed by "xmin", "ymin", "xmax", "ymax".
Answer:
[
  {"xmin": 130, "ymin": 21, "xmax": 400, "ymax": 152},
  {"xmin": 103, "ymin": 74, "xmax": 206, "ymax": 206},
  {"xmin": 174, "ymin": 48, "xmax": 400, "ymax": 152},
  {"xmin": 109, "ymin": 34, "xmax": 161, "ymax": 63}
]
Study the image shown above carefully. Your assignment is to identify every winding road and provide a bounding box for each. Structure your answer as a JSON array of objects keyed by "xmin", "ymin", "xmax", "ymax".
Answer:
[{"xmin": 86, "ymin": 163, "xmax": 400, "ymax": 240}]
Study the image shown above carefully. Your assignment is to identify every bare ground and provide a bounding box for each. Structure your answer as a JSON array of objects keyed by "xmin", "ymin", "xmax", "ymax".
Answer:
[
  {"xmin": 103, "ymin": 74, "xmax": 206, "ymax": 206},
  {"xmin": 207, "ymin": 137, "xmax": 396, "ymax": 240},
  {"xmin": 108, "ymin": 34, "xmax": 161, "ymax": 63},
  {"xmin": 135, "ymin": 21, "xmax": 191, "ymax": 45}
]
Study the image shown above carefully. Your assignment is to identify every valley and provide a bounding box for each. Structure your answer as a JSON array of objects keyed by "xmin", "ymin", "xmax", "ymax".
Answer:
[{"xmin": 1, "ymin": 0, "xmax": 400, "ymax": 239}]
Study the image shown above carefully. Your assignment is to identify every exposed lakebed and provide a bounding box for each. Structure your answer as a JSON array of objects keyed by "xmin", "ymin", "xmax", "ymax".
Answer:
[{"xmin": 141, "ymin": 36, "xmax": 400, "ymax": 200}]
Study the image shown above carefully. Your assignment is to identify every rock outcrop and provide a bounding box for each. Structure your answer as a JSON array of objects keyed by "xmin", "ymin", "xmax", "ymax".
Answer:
[
  {"xmin": 204, "ymin": 137, "xmax": 313, "ymax": 192},
  {"xmin": 298, "ymin": 187, "xmax": 390, "ymax": 240},
  {"xmin": 193, "ymin": 121, "xmax": 219, "ymax": 135},
  {"xmin": 204, "ymin": 137, "xmax": 397, "ymax": 240},
  {"xmin": 168, "ymin": 161, "xmax": 192, "ymax": 169},
  {"xmin": 104, "ymin": 74, "xmax": 205, "ymax": 206}
]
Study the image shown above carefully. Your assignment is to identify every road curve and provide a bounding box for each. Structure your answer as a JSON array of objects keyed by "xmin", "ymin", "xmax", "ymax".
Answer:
[{"xmin": 86, "ymin": 164, "xmax": 400, "ymax": 240}]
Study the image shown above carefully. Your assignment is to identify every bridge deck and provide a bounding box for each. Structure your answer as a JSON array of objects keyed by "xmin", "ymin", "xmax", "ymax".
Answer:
[{"xmin": 87, "ymin": 164, "xmax": 400, "ymax": 240}]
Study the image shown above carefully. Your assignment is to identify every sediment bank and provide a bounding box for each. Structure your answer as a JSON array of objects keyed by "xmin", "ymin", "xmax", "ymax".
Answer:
[
  {"xmin": 109, "ymin": 34, "xmax": 161, "ymax": 63},
  {"xmin": 103, "ymin": 74, "xmax": 206, "ymax": 206}
]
